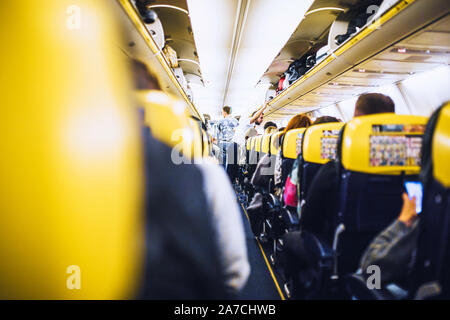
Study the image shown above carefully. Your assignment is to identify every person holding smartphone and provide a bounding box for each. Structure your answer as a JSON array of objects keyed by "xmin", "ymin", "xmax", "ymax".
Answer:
[
  {"xmin": 359, "ymin": 192, "xmax": 420, "ymax": 286},
  {"xmin": 357, "ymin": 104, "xmax": 446, "ymax": 288}
]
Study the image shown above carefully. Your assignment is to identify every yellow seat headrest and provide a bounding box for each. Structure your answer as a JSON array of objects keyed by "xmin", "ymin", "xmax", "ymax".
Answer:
[
  {"xmin": 283, "ymin": 128, "xmax": 307, "ymax": 159},
  {"xmin": 342, "ymin": 113, "xmax": 428, "ymax": 175},
  {"xmin": 201, "ymin": 128, "xmax": 210, "ymax": 157},
  {"xmin": 433, "ymin": 103, "xmax": 450, "ymax": 188},
  {"xmin": 256, "ymin": 135, "xmax": 264, "ymax": 153},
  {"xmin": 187, "ymin": 117, "xmax": 204, "ymax": 159},
  {"xmin": 0, "ymin": 1, "xmax": 143, "ymax": 299},
  {"xmin": 261, "ymin": 134, "xmax": 272, "ymax": 154},
  {"xmin": 251, "ymin": 137, "xmax": 257, "ymax": 151},
  {"xmin": 270, "ymin": 132, "xmax": 283, "ymax": 155},
  {"xmin": 135, "ymin": 90, "xmax": 202, "ymax": 160},
  {"xmin": 246, "ymin": 138, "xmax": 252, "ymax": 151},
  {"xmin": 303, "ymin": 123, "xmax": 344, "ymax": 164}
]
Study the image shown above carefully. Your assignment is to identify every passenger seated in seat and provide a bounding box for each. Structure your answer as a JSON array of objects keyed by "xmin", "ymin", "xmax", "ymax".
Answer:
[
  {"xmin": 359, "ymin": 193, "xmax": 418, "ymax": 286},
  {"xmin": 245, "ymin": 127, "xmax": 258, "ymax": 142},
  {"xmin": 358, "ymin": 104, "xmax": 444, "ymax": 287},
  {"xmin": 132, "ymin": 59, "xmax": 249, "ymax": 297},
  {"xmin": 264, "ymin": 121, "xmax": 278, "ymax": 134},
  {"xmin": 198, "ymin": 159, "xmax": 251, "ymax": 295},
  {"xmin": 282, "ymin": 93, "xmax": 395, "ymax": 296},
  {"xmin": 273, "ymin": 115, "xmax": 312, "ymax": 188},
  {"xmin": 251, "ymin": 115, "xmax": 310, "ymax": 191},
  {"xmin": 283, "ymin": 116, "xmax": 342, "ymax": 209}
]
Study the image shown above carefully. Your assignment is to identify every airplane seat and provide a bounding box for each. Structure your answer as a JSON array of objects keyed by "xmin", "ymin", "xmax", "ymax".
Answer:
[
  {"xmin": 246, "ymin": 137, "xmax": 252, "ymax": 165},
  {"xmin": 237, "ymin": 137, "xmax": 252, "ymax": 194},
  {"xmin": 411, "ymin": 102, "xmax": 450, "ymax": 300},
  {"xmin": 258, "ymin": 133, "xmax": 275, "ymax": 192},
  {"xmin": 336, "ymin": 114, "xmax": 427, "ymax": 276},
  {"xmin": 139, "ymin": 109, "xmax": 228, "ymax": 299},
  {"xmin": 189, "ymin": 116, "xmax": 205, "ymax": 160},
  {"xmin": 201, "ymin": 128, "xmax": 210, "ymax": 158},
  {"xmin": 300, "ymin": 123, "xmax": 344, "ymax": 202},
  {"xmin": 261, "ymin": 134, "xmax": 272, "ymax": 158},
  {"xmin": 336, "ymin": 114, "xmax": 427, "ymax": 273},
  {"xmin": 134, "ymin": 90, "xmax": 203, "ymax": 161},
  {"xmin": 135, "ymin": 92, "xmax": 230, "ymax": 297},
  {"xmin": 255, "ymin": 135, "xmax": 263, "ymax": 165},
  {"xmin": 248, "ymin": 136, "xmax": 259, "ymax": 168},
  {"xmin": 0, "ymin": 1, "xmax": 144, "ymax": 299},
  {"xmin": 249, "ymin": 135, "xmax": 268, "ymax": 198},
  {"xmin": 247, "ymin": 136, "xmax": 257, "ymax": 172},
  {"xmin": 345, "ymin": 104, "xmax": 449, "ymax": 300},
  {"xmin": 280, "ymin": 128, "xmax": 306, "ymax": 189},
  {"xmin": 270, "ymin": 132, "xmax": 283, "ymax": 159},
  {"xmin": 269, "ymin": 132, "xmax": 283, "ymax": 188},
  {"xmin": 297, "ymin": 114, "xmax": 427, "ymax": 299},
  {"xmin": 244, "ymin": 137, "xmax": 258, "ymax": 200},
  {"xmin": 256, "ymin": 129, "xmax": 306, "ymax": 263},
  {"xmin": 345, "ymin": 273, "xmax": 399, "ymax": 300},
  {"xmin": 249, "ymin": 135, "xmax": 263, "ymax": 186}
]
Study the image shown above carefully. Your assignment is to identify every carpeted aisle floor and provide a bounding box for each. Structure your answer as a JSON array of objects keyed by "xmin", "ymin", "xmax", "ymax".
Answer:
[{"xmin": 235, "ymin": 198, "xmax": 282, "ymax": 300}]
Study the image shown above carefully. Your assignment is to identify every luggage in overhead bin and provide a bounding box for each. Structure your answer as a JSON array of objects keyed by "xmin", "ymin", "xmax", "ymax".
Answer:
[
  {"xmin": 284, "ymin": 54, "xmax": 316, "ymax": 87},
  {"xmin": 163, "ymin": 45, "xmax": 179, "ymax": 68},
  {"xmin": 315, "ymin": 44, "xmax": 330, "ymax": 64},
  {"xmin": 135, "ymin": 0, "xmax": 165, "ymax": 49},
  {"xmin": 305, "ymin": 54, "xmax": 316, "ymax": 70},
  {"xmin": 276, "ymin": 75, "xmax": 286, "ymax": 95},
  {"xmin": 333, "ymin": 0, "xmax": 383, "ymax": 46},
  {"xmin": 284, "ymin": 59, "xmax": 302, "ymax": 87},
  {"xmin": 374, "ymin": 0, "xmax": 399, "ymax": 19},
  {"xmin": 282, "ymin": 73, "xmax": 290, "ymax": 90}
]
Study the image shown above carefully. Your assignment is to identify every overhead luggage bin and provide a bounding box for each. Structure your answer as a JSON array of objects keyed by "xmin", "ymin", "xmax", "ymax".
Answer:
[
  {"xmin": 113, "ymin": 0, "xmax": 202, "ymax": 120},
  {"xmin": 261, "ymin": 0, "xmax": 450, "ymax": 120}
]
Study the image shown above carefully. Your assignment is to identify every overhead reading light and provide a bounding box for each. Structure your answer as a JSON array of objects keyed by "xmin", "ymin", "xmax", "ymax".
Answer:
[
  {"xmin": 397, "ymin": 48, "xmax": 407, "ymax": 53},
  {"xmin": 148, "ymin": 4, "xmax": 189, "ymax": 15},
  {"xmin": 304, "ymin": 7, "xmax": 345, "ymax": 16}
]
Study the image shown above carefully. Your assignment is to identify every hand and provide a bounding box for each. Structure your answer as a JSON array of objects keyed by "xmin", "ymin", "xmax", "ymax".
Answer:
[{"xmin": 398, "ymin": 192, "xmax": 418, "ymax": 228}]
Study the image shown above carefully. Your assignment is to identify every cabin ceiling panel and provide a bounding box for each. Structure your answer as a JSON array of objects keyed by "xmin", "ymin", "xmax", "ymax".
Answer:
[
  {"xmin": 224, "ymin": 0, "xmax": 316, "ymax": 115},
  {"xmin": 377, "ymin": 47, "xmax": 450, "ymax": 65},
  {"xmin": 360, "ymin": 59, "xmax": 443, "ymax": 74}
]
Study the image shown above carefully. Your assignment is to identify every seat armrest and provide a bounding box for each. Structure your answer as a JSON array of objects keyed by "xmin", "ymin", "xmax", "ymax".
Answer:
[
  {"xmin": 345, "ymin": 273, "xmax": 406, "ymax": 300},
  {"xmin": 414, "ymin": 282, "xmax": 442, "ymax": 300},
  {"xmin": 302, "ymin": 231, "xmax": 333, "ymax": 261},
  {"xmin": 281, "ymin": 207, "xmax": 299, "ymax": 228}
]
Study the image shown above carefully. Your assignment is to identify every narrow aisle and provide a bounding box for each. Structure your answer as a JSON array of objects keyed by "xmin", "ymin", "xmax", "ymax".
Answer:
[{"xmin": 235, "ymin": 196, "xmax": 283, "ymax": 300}]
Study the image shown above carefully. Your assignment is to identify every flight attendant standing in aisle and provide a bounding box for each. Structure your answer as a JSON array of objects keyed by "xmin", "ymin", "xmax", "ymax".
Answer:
[
  {"xmin": 214, "ymin": 106, "xmax": 238, "ymax": 167},
  {"xmin": 227, "ymin": 102, "xmax": 268, "ymax": 181}
]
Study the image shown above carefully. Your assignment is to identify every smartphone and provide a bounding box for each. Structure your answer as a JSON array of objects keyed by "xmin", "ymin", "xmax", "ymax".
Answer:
[{"xmin": 404, "ymin": 181, "xmax": 423, "ymax": 214}]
